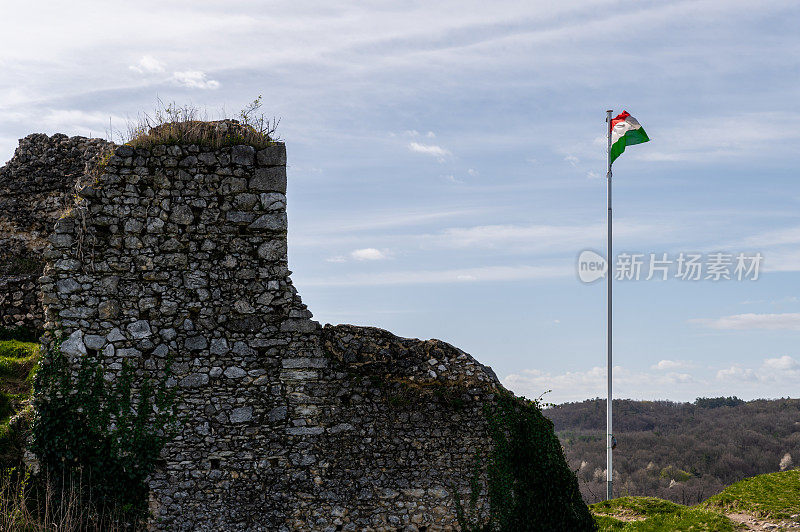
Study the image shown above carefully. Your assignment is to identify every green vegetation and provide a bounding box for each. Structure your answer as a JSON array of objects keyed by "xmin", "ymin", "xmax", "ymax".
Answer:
[
  {"xmin": 694, "ymin": 396, "xmax": 745, "ymax": 409},
  {"xmin": 31, "ymin": 342, "xmax": 178, "ymax": 522},
  {"xmin": 0, "ymin": 469, "xmax": 124, "ymax": 531},
  {"xmin": 701, "ymin": 470, "xmax": 800, "ymax": 520},
  {"xmin": 591, "ymin": 497, "xmax": 737, "ymax": 531},
  {"xmin": 124, "ymin": 97, "xmax": 279, "ymax": 149},
  {"xmin": 659, "ymin": 465, "xmax": 692, "ymax": 482},
  {"xmin": 455, "ymin": 391, "xmax": 596, "ymax": 531},
  {"xmin": 0, "ymin": 340, "xmax": 39, "ymax": 468},
  {"xmin": 0, "ymin": 327, "xmax": 40, "ymax": 342},
  {"xmin": 593, "ymin": 514, "xmax": 627, "ymax": 531},
  {"xmin": 592, "ymin": 496, "xmax": 685, "ymax": 520},
  {"xmin": 547, "ymin": 397, "xmax": 800, "ymax": 505},
  {"xmin": 0, "ymin": 329, "xmax": 173, "ymax": 528},
  {"xmin": 590, "ymin": 471, "xmax": 800, "ymax": 530}
]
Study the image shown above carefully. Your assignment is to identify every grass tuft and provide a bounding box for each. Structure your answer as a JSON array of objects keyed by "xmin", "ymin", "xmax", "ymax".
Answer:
[
  {"xmin": 0, "ymin": 469, "xmax": 126, "ymax": 531},
  {"xmin": 124, "ymin": 97, "xmax": 279, "ymax": 150}
]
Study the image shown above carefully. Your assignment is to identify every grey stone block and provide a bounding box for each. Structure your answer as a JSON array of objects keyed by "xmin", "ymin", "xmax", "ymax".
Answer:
[
  {"xmin": 231, "ymin": 145, "xmax": 255, "ymax": 166},
  {"xmin": 230, "ymin": 406, "xmax": 253, "ymax": 423},
  {"xmin": 185, "ymin": 335, "xmax": 208, "ymax": 351},
  {"xmin": 249, "ymin": 212, "xmax": 287, "ymax": 232},
  {"xmin": 256, "ymin": 144, "xmax": 286, "ymax": 166},
  {"xmin": 127, "ymin": 319, "xmax": 152, "ymax": 339},
  {"xmin": 249, "ymin": 167, "xmax": 286, "ymax": 193}
]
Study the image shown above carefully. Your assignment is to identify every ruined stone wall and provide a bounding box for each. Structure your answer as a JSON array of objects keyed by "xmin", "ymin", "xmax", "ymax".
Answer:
[
  {"xmin": 0, "ymin": 275, "xmax": 40, "ymax": 332},
  {"xmin": 0, "ymin": 133, "xmax": 112, "ymax": 331},
  {"xmin": 36, "ymin": 126, "xmax": 591, "ymax": 531}
]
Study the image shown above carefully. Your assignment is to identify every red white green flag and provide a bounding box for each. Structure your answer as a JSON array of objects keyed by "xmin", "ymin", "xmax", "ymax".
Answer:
[{"xmin": 610, "ymin": 111, "xmax": 649, "ymax": 165}]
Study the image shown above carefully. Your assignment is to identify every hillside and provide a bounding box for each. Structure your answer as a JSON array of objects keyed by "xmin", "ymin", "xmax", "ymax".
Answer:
[
  {"xmin": 545, "ymin": 398, "xmax": 800, "ymax": 505},
  {"xmin": 591, "ymin": 470, "xmax": 800, "ymax": 530}
]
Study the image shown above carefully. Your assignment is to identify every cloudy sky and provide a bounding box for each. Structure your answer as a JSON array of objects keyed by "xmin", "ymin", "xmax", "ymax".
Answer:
[{"xmin": 3, "ymin": 1, "xmax": 800, "ymax": 403}]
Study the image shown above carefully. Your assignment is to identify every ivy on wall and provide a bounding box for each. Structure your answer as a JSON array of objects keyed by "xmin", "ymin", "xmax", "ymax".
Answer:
[
  {"xmin": 30, "ymin": 342, "xmax": 179, "ymax": 520},
  {"xmin": 456, "ymin": 391, "xmax": 596, "ymax": 531}
]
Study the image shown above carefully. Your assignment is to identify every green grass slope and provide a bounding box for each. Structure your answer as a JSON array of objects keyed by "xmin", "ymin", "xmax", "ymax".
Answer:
[
  {"xmin": 701, "ymin": 469, "xmax": 800, "ymax": 520},
  {"xmin": 0, "ymin": 339, "xmax": 39, "ymax": 467},
  {"xmin": 591, "ymin": 470, "xmax": 800, "ymax": 530},
  {"xmin": 591, "ymin": 497, "xmax": 737, "ymax": 531}
]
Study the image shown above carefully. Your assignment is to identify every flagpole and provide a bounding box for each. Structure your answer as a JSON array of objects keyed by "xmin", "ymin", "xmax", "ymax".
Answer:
[{"xmin": 605, "ymin": 109, "xmax": 614, "ymax": 501}]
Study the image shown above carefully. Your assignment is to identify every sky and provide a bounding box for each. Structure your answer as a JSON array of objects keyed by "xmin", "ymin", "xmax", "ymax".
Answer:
[{"xmin": 2, "ymin": 1, "xmax": 800, "ymax": 404}]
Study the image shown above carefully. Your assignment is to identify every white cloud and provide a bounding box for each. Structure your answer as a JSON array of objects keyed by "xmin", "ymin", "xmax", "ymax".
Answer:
[
  {"xmin": 504, "ymin": 353, "xmax": 800, "ymax": 404},
  {"xmin": 631, "ymin": 112, "xmax": 800, "ymax": 163},
  {"xmin": 763, "ymin": 355, "xmax": 800, "ymax": 371},
  {"xmin": 717, "ymin": 356, "xmax": 800, "ymax": 383},
  {"xmin": 350, "ymin": 248, "xmax": 388, "ymax": 261},
  {"xmin": 298, "ymin": 263, "xmax": 568, "ymax": 287},
  {"xmin": 292, "ymin": 209, "xmax": 483, "ymax": 243},
  {"xmin": 586, "ymin": 170, "xmax": 600, "ymax": 179},
  {"xmin": 129, "ymin": 55, "xmax": 166, "ymax": 74},
  {"xmin": 690, "ymin": 313, "xmax": 800, "ymax": 331},
  {"xmin": 652, "ymin": 359, "xmax": 693, "ymax": 370},
  {"xmin": 408, "ymin": 142, "xmax": 451, "ymax": 160},
  {"xmin": 444, "ymin": 174, "xmax": 464, "ymax": 184},
  {"xmin": 325, "ymin": 248, "xmax": 391, "ymax": 262},
  {"xmin": 716, "ymin": 365, "xmax": 757, "ymax": 381},
  {"xmin": 467, "ymin": 168, "xmax": 479, "ymax": 176},
  {"xmin": 564, "ymin": 155, "xmax": 579, "ymax": 167},
  {"xmin": 502, "ymin": 365, "xmax": 698, "ymax": 404},
  {"xmin": 419, "ymin": 221, "xmax": 665, "ymax": 254},
  {"xmin": 172, "ymin": 70, "xmax": 220, "ymax": 89}
]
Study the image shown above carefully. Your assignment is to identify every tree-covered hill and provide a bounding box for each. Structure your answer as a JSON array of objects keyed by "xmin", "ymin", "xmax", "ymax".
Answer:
[{"xmin": 545, "ymin": 398, "xmax": 800, "ymax": 505}]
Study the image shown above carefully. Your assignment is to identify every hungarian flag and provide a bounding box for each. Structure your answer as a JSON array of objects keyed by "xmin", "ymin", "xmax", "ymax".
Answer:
[{"xmin": 610, "ymin": 111, "xmax": 649, "ymax": 165}]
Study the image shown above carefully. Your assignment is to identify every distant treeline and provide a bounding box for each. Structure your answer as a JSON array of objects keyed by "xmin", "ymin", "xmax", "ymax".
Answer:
[
  {"xmin": 544, "ymin": 397, "xmax": 800, "ymax": 505},
  {"xmin": 693, "ymin": 396, "xmax": 745, "ymax": 409}
]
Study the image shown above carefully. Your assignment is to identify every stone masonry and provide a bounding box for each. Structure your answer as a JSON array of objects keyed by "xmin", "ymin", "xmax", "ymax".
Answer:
[
  {"xmin": 0, "ymin": 133, "xmax": 112, "ymax": 331},
  {"xmin": 29, "ymin": 121, "xmax": 585, "ymax": 530}
]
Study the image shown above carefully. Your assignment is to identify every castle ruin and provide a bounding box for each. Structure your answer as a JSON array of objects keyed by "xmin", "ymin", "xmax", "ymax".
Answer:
[{"xmin": 0, "ymin": 122, "xmax": 591, "ymax": 531}]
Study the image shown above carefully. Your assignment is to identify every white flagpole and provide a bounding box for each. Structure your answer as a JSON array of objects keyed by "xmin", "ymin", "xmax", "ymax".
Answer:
[{"xmin": 605, "ymin": 109, "xmax": 613, "ymax": 501}]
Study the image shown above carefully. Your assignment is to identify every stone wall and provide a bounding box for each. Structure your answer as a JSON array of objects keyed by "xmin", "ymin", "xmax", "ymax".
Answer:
[
  {"xmin": 36, "ymin": 122, "xmax": 587, "ymax": 531},
  {"xmin": 0, "ymin": 275, "xmax": 41, "ymax": 331},
  {"xmin": 0, "ymin": 133, "xmax": 112, "ymax": 331}
]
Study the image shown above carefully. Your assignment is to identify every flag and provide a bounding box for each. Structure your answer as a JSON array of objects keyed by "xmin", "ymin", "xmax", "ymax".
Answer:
[{"xmin": 610, "ymin": 111, "xmax": 649, "ymax": 165}]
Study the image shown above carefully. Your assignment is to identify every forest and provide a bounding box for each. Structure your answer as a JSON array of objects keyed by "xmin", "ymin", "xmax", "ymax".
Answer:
[{"xmin": 544, "ymin": 397, "xmax": 800, "ymax": 504}]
